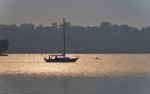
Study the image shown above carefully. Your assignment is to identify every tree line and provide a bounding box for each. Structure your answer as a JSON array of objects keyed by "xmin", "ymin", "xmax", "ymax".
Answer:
[
  {"xmin": 0, "ymin": 22, "xmax": 150, "ymax": 32},
  {"xmin": 0, "ymin": 21, "xmax": 150, "ymax": 53},
  {"xmin": 0, "ymin": 39, "xmax": 9, "ymax": 55}
]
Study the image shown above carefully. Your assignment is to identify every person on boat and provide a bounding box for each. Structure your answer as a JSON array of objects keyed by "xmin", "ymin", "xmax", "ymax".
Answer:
[
  {"xmin": 55, "ymin": 56, "xmax": 58, "ymax": 59},
  {"xmin": 49, "ymin": 56, "xmax": 51, "ymax": 59},
  {"xmin": 44, "ymin": 57, "xmax": 46, "ymax": 60}
]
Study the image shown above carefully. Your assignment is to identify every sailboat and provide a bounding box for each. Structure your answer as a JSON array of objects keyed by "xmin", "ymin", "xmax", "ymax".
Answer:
[{"xmin": 44, "ymin": 19, "xmax": 79, "ymax": 62}]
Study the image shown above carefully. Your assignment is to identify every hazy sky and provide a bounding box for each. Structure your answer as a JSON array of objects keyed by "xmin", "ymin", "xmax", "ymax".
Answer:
[{"xmin": 0, "ymin": 0, "xmax": 150, "ymax": 27}]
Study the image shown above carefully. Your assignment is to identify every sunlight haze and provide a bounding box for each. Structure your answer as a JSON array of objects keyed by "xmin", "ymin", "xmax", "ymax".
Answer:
[{"xmin": 0, "ymin": 0, "xmax": 149, "ymax": 27}]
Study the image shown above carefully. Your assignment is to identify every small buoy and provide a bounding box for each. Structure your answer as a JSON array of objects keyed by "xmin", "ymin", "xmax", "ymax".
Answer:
[{"xmin": 96, "ymin": 56, "xmax": 99, "ymax": 60}]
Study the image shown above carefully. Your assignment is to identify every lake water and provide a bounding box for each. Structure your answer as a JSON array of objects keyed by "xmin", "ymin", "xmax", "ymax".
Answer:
[{"xmin": 0, "ymin": 54, "xmax": 150, "ymax": 94}]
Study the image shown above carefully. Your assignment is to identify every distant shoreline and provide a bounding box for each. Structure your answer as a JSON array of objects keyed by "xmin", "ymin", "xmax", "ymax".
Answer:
[{"xmin": 6, "ymin": 52, "xmax": 150, "ymax": 54}]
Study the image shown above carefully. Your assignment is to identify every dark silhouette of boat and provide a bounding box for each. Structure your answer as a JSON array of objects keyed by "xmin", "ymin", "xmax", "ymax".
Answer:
[
  {"xmin": 0, "ymin": 53, "xmax": 8, "ymax": 56},
  {"xmin": 44, "ymin": 19, "xmax": 79, "ymax": 63},
  {"xmin": 44, "ymin": 55, "xmax": 78, "ymax": 62}
]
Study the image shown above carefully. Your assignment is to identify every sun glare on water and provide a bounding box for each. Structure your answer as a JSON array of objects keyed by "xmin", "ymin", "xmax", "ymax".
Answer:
[{"xmin": 0, "ymin": 54, "xmax": 150, "ymax": 77}]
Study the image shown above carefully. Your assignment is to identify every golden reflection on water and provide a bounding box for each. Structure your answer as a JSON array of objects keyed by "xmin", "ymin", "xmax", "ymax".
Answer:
[{"xmin": 0, "ymin": 54, "xmax": 150, "ymax": 77}]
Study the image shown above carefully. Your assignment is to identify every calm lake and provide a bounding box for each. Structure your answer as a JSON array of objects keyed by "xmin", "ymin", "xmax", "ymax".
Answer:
[{"xmin": 0, "ymin": 54, "xmax": 150, "ymax": 94}]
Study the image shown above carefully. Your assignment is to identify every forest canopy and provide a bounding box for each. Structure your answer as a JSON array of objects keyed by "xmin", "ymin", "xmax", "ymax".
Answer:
[{"xmin": 0, "ymin": 39, "xmax": 9, "ymax": 54}]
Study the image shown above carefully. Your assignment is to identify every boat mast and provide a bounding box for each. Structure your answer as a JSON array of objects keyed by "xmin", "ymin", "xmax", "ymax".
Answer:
[{"xmin": 63, "ymin": 18, "xmax": 66, "ymax": 56}]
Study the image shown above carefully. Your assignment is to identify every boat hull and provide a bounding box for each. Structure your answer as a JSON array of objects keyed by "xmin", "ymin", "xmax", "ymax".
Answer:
[
  {"xmin": 0, "ymin": 53, "xmax": 8, "ymax": 56},
  {"xmin": 44, "ymin": 57, "xmax": 78, "ymax": 63}
]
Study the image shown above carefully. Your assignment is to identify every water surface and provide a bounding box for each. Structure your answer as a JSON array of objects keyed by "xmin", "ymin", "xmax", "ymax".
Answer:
[
  {"xmin": 0, "ymin": 54, "xmax": 150, "ymax": 94},
  {"xmin": 0, "ymin": 54, "xmax": 150, "ymax": 76}
]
